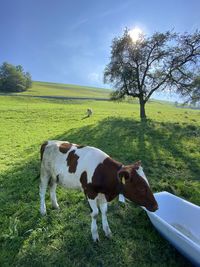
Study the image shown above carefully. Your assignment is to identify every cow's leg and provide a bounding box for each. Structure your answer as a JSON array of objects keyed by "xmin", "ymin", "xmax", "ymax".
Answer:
[
  {"xmin": 88, "ymin": 198, "xmax": 99, "ymax": 242},
  {"xmin": 49, "ymin": 182, "xmax": 59, "ymax": 210},
  {"xmin": 39, "ymin": 166, "xmax": 50, "ymax": 215},
  {"xmin": 98, "ymin": 194, "xmax": 112, "ymax": 238},
  {"xmin": 39, "ymin": 179, "xmax": 48, "ymax": 215}
]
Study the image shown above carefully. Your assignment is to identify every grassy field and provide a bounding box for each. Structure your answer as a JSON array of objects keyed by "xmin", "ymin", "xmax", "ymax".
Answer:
[
  {"xmin": 10, "ymin": 81, "xmax": 111, "ymax": 99},
  {"xmin": 0, "ymin": 94, "xmax": 200, "ymax": 267}
]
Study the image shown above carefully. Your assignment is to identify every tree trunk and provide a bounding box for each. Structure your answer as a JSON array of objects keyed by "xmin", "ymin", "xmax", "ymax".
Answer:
[{"xmin": 139, "ymin": 97, "xmax": 146, "ymax": 120}]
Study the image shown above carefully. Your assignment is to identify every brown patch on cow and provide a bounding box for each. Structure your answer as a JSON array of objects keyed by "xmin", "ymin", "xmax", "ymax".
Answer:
[
  {"xmin": 59, "ymin": 142, "xmax": 72, "ymax": 153},
  {"xmin": 80, "ymin": 171, "xmax": 87, "ymax": 188},
  {"xmin": 66, "ymin": 150, "xmax": 79, "ymax": 173},
  {"xmin": 40, "ymin": 141, "xmax": 48, "ymax": 161},
  {"xmin": 80, "ymin": 171, "xmax": 98, "ymax": 200},
  {"xmin": 89, "ymin": 157, "xmax": 122, "ymax": 201}
]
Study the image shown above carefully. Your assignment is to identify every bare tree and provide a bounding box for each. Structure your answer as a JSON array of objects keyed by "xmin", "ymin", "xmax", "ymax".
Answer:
[{"xmin": 104, "ymin": 29, "xmax": 200, "ymax": 120}]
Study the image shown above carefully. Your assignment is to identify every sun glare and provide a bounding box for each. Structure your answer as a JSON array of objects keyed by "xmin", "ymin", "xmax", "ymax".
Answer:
[{"xmin": 129, "ymin": 27, "xmax": 143, "ymax": 42}]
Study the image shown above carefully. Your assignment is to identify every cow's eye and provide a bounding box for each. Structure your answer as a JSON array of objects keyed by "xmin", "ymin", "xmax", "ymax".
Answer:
[{"xmin": 137, "ymin": 187, "xmax": 146, "ymax": 194}]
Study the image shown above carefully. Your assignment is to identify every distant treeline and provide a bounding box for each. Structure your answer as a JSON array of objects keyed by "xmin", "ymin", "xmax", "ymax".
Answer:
[
  {"xmin": 0, "ymin": 62, "xmax": 32, "ymax": 92},
  {"xmin": 175, "ymin": 101, "xmax": 200, "ymax": 110}
]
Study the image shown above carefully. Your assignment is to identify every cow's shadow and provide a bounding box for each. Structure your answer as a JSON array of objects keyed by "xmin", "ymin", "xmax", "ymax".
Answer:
[{"xmin": 1, "ymin": 117, "xmax": 198, "ymax": 266}]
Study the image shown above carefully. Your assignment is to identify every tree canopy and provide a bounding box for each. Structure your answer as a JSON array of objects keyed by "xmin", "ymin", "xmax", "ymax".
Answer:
[
  {"xmin": 104, "ymin": 29, "xmax": 200, "ymax": 119},
  {"xmin": 182, "ymin": 75, "xmax": 200, "ymax": 104},
  {"xmin": 0, "ymin": 62, "xmax": 32, "ymax": 92}
]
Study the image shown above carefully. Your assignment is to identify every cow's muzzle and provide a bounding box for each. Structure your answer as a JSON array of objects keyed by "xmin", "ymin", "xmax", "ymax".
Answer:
[{"xmin": 147, "ymin": 203, "xmax": 158, "ymax": 212}]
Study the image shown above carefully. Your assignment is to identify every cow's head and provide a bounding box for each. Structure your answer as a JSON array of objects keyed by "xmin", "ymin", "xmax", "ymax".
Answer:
[{"xmin": 119, "ymin": 161, "xmax": 158, "ymax": 212}]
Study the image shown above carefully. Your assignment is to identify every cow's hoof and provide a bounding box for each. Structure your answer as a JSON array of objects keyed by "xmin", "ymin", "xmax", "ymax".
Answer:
[
  {"xmin": 40, "ymin": 210, "xmax": 47, "ymax": 216},
  {"xmin": 106, "ymin": 232, "xmax": 112, "ymax": 239},
  {"xmin": 52, "ymin": 205, "xmax": 60, "ymax": 210},
  {"xmin": 104, "ymin": 227, "xmax": 112, "ymax": 239},
  {"xmin": 92, "ymin": 234, "xmax": 100, "ymax": 243},
  {"xmin": 93, "ymin": 237, "xmax": 100, "ymax": 243}
]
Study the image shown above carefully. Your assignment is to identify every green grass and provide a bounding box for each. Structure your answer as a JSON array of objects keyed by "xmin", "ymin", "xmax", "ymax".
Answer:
[
  {"xmin": 9, "ymin": 81, "xmax": 111, "ymax": 99},
  {"xmin": 0, "ymin": 95, "xmax": 199, "ymax": 267}
]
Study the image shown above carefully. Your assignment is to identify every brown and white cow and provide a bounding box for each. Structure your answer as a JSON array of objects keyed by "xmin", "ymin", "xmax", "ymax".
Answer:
[{"xmin": 39, "ymin": 140, "xmax": 158, "ymax": 241}]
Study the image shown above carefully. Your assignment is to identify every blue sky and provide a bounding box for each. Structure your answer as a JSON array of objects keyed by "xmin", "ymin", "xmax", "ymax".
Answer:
[{"xmin": 1, "ymin": 0, "xmax": 200, "ymax": 100}]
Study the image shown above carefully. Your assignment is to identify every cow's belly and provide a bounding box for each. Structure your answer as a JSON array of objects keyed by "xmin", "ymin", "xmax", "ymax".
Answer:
[
  {"xmin": 52, "ymin": 157, "xmax": 83, "ymax": 189},
  {"xmin": 58, "ymin": 172, "xmax": 82, "ymax": 189}
]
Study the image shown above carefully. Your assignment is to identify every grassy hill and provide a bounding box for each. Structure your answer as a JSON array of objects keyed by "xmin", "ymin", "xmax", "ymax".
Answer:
[
  {"xmin": 15, "ymin": 81, "xmax": 111, "ymax": 99},
  {"xmin": 0, "ymin": 92, "xmax": 199, "ymax": 266}
]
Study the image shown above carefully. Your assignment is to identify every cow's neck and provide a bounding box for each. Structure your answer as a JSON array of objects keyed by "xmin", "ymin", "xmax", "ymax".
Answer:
[{"xmin": 104, "ymin": 161, "xmax": 125, "ymax": 202}]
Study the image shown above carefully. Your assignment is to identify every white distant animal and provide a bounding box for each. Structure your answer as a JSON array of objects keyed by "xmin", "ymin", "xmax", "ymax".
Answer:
[
  {"xmin": 87, "ymin": 108, "xmax": 93, "ymax": 117},
  {"xmin": 39, "ymin": 140, "xmax": 158, "ymax": 242}
]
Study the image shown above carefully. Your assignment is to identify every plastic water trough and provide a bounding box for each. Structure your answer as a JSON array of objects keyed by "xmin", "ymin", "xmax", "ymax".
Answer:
[{"xmin": 143, "ymin": 191, "xmax": 200, "ymax": 266}]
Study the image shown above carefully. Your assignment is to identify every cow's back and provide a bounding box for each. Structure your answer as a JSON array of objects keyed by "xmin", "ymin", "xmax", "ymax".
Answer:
[{"xmin": 41, "ymin": 140, "xmax": 109, "ymax": 189}]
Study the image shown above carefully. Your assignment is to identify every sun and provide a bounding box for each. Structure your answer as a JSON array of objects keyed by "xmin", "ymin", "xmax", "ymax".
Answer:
[{"xmin": 129, "ymin": 27, "xmax": 143, "ymax": 42}]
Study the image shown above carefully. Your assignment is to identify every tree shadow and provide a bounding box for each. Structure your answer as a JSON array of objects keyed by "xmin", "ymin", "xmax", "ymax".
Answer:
[
  {"xmin": 55, "ymin": 117, "xmax": 200, "ymax": 180},
  {"xmin": 1, "ymin": 116, "xmax": 198, "ymax": 266}
]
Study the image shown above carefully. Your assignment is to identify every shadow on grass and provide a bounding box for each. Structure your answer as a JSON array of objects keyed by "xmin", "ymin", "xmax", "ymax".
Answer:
[
  {"xmin": 56, "ymin": 117, "xmax": 200, "ymax": 181},
  {"xmin": 1, "ymin": 117, "xmax": 199, "ymax": 266}
]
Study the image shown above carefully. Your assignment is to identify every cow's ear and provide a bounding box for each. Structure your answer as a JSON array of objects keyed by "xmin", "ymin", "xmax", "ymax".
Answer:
[{"xmin": 118, "ymin": 170, "xmax": 130, "ymax": 184}]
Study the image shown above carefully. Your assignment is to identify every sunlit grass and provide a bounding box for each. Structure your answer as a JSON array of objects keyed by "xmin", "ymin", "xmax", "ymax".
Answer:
[{"xmin": 11, "ymin": 81, "xmax": 111, "ymax": 98}]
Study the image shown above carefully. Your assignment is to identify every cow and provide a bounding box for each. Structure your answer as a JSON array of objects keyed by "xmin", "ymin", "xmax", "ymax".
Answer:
[{"xmin": 39, "ymin": 140, "xmax": 158, "ymax": 242}]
